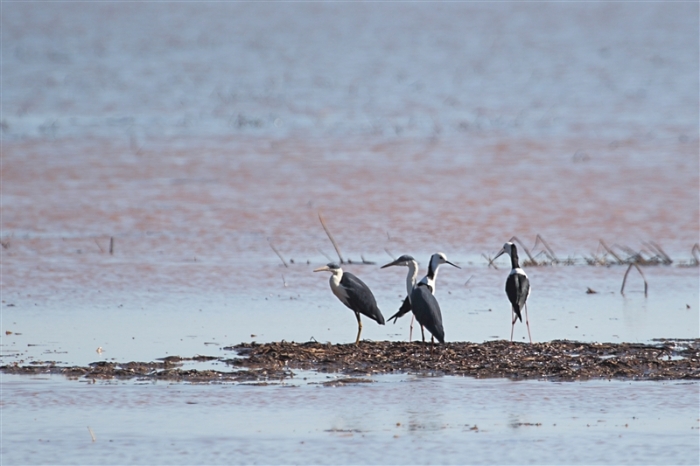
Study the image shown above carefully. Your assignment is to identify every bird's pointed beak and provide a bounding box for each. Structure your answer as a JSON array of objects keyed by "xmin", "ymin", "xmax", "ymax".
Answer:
[
  {"xmin": 493, "ymin": 248, "xmax": 506, "ymax": 260},
  {"xmin": 446, "ymin": 260, "xmax": 461, "ymax": 269},
  {"xmin": 313, "ymin": 265, "xmax": 330, "ymax": 273},
  {"xmin": 380, "ymin": 259, "xmax": 400, "ymax": 269}
]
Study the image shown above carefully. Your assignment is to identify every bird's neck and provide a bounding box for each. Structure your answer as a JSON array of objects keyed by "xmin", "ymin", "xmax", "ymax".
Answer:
[
  {"xmin": 510, "ymin": 249, "xmax": 520, "ymax": 270},
  {"xmin": 419, "ymin": 257, "xmax": 439, "ymax": 292},
  {"xmin": 427, "ymin": 255, "xmax": 440, "ymax": 282},
  {"xmin": 405, "ymin": 260, "xmax": 419, "ymax": 295},
  {"xmin": 329, "ymin": 269, "xmax": 343, "ymax": 290}
]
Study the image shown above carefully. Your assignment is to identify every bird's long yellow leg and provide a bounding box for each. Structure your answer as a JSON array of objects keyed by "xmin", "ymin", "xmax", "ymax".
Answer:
[
  {"xmin": 354, "ymin": 312, "xmax": 363, "ymax": 345},
  {"xmin": 510, "ymin": 307, "xmax": 516, "ymax": 342},
  {"xmin": 524, "ymin": 304, "xmax": 532, "ymax": 343}
]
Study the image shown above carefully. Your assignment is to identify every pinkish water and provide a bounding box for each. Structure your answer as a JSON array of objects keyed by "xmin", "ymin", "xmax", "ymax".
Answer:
[{"xmin": 1, "ymin": 2, "xmax": 698, "ymax": 465}]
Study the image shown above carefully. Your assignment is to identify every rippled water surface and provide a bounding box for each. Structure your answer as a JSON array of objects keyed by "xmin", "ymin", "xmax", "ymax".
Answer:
[
  {"xmin": 2, "ymin": 2, "xmax": 699, "ymax": 465},
  {"xmin": 3, "ymin": 375, "xmax": 699, "ymax": 465}
]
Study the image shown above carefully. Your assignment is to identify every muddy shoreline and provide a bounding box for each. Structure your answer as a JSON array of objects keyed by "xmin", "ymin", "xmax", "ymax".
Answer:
[{"xmin": 3, "ymin": 339, "xmax": 698, "ymax": 383}]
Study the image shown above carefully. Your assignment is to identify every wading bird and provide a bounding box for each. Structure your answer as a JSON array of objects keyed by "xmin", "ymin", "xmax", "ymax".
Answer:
[
  {"xmin": 314, "ymin": 263, "xmax": 385, "ymax": 344},
  {"xmin": 494, "ymin": 242, "xmax": 532, "ymax": 343},
  {"xmin": 380, "ymin": 255, "xmax": 419, "ymax": 340},
  {"xmin": 382, "ymin": 253, "xmax": 459, "ymax": 343}
]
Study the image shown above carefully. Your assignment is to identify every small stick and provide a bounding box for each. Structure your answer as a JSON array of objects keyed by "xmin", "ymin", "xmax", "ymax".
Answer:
[
  {"xmin": 281, "ymin": 274, "xmax": 288, "ymax": 287},
  {"xmin": 317, "ymin": 248, "xmax": 334, "ymax": 263},
  {"xmin": 384, "ymin": 248, "xmax": 395, "ymax": 260},
  {"xmin": 649, "ymin": 241, "xmax": 672, "ymax": 264},
  {"xmin": 109, "ymin": 236, "xmax": 114, "ymax": 255},
  {"xmin": 361, "ymin": 255, "xmax": 376, "ymax": 265},
  {"xmin": 464, "ymin": 275, "xmax": 474, "ymax": 287},
  {"xmin": 621, "ymin": 263, "xmax": 648, "ymax": 297},
  {"xmin": 93, "ymin": 238, "xmax": 104, "ymax": 253},
  {"xmin": 87, "ymin": 426, "xmax": 96, "ymax": 442},
  {"xmin": 509, "ymin": 236, "xmax": 535, "ymax": 263},
  {"xmin": 615, "ymin": 244, "xmax": 643, "ymax": 263},
  {"xmin": 692, "ymin": 244, "xmax": 700, "ymax": 265},
  {"xmin": 318, "ymin": 212, "xmax": 344, "ymax": 264},
  {"xmin": 268, "ymin": 239, "xmax": 288, "ymax": 268},
  {"xmin": 599, "ymin": 239, "xmax": 623, "ymax": 264},
  {"xmin": 534, "ymin": 234, "xmax": 558, "ymax": 262},
  {"xmin": 482, "ymin": 253, "xmax": 498, "ymax": 270}
]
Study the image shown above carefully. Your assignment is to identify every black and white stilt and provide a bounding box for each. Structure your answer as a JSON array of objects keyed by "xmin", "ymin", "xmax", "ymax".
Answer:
[{"xmin": 494, "ymin": 242, "xmax": 532, "ymax": 343}]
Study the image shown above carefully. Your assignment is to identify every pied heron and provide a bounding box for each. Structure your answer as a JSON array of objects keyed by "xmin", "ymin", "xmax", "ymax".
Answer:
[
  {"xmin": 494, "ymin": 242, "xmax": 532, "ymax": 343},
  {"xmin": 382, "ymin": 253, "xmax": 459, "ymax": 343},
  {"xmin": 380, "ymin": 254, "xmax": 419, "ymax": 340},
  {"xmin": 313, "ymin": 263, "xmax": 385, "ymax": 344}
]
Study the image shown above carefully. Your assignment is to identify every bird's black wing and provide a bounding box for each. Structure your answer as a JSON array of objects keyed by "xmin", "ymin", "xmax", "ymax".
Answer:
[
  {"xmin": 341, "ymin": 272, "xmax": 385, "ymax": 325},
  {"xmin": 410, "ymin": 284, "xmax": 444, "ymax": 343},
  {"xmin": 388, "ymin": 296, "xmax": 411, "ymax": 323},
  {"xmin": 505, "ymin": 272, "xmax": 530, "ymax": 322}
]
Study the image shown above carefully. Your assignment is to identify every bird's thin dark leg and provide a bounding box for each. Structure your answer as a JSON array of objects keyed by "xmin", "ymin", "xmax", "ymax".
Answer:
[
  {"xmin": 354, "ymin": 312, "xmax": 362, "ymax": 345},
  {"xmin": 421, "ymin": 325, "xmax": 425, "ymax": 343},
  {"xmin": 409, "ymin": 315, "xmax": 415, "ymax": 342},
  {"xmin": 524, "ymin": 304, "xmax": 532, "ymax": 343}
]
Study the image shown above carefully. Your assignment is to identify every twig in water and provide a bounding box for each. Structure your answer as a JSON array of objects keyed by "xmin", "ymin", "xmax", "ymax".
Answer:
[
  {"xmin": 87, "ymin": 426, "xmax": 96, "ymax": 442},
  {"xmin": 318, "ymin": 212, "xmax": 344, "ymax": 264},
  {"xmin": 614, "ymin": 244, "xmax": 643, "ymax": 263},
  {"xmin": 317, "ymin": 248, "xmax": 334, "ymax": 263},
  {"xmin": 620, "ymin": 263, "xmax": 648, "ymax": 297},
  {"xmin": 533, "ymin": 234, "xmax": 558, "ymax": 263},
  {"xmin": 482, "ymin": 253, "xmax": 498, "ymax": 270},
  {"xmin": 692, "ymin": 244, "xmax": 700, "ymax": 265},
  {"xmin": 464, "ymin": 275, "xmax": 474, "ymax": 287},
  {"xmin": 94, "ymin": 238, "xmax": 104, "ymax": 253},
  {"xmin": 282, "ymin": 274, "xmax": 288, "ymax": 287},
  {"xmin": 509, "ymin": 236, "xmax": 536, "ymax": 263},
  {"xmin": 361, "ymin": 255, "xmax": 376, "ymax": 265},
  {"xmin": 599, "ymin": 239, "xmax": 623, "ymax": 264},
  {"xmin": 109, "ymin": 236, "xmax": 114, "ymax": 255},
  {"xmin": 648, "ymin": 241, "xmax": 672, "ymax": 265},
  {"xmin": 268, "ymin": 239, "xmax": 288, "ymax": 268},
  {"xmin": 384, "ymin": 248, "xmax": 395, "ymax": 260}
]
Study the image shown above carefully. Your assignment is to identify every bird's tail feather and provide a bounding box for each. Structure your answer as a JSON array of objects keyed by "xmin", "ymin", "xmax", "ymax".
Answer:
[{"xmin": 513, "ymin": 306, "xmax": 523, "ymax": 322}]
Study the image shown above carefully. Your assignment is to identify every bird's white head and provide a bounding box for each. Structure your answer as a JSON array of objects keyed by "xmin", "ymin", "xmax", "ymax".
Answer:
[
  {"xmin": 494, "ymin": 242, "xmax": 515, "ymax": 260},
  {"xmin": 313, "ymin": 263, "xmax": 343, "ymax": 275},
  {"xmin": 430, "ymin": 252, "xmax": 460, "ymax": 271}
]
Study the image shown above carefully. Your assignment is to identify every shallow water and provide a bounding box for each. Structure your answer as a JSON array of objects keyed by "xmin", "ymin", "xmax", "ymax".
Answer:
[
  {"xmin": 3, "ymin": 375, "xmax": 699, "ymax": 465},
  {"xmin": 2, "ymin": 2, "xmax": 699, "ymax": 465}
]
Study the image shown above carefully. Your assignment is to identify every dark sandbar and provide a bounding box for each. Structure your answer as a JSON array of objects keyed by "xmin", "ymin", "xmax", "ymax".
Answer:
[{"xmin": 3, "ymin": 339, "xmax": 698, "ymax": 383}]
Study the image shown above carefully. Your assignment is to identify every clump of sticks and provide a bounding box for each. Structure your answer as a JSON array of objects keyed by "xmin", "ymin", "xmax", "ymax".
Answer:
[{"xmin": 485, "ymin": 236, "xmax": 700, "ymax": 298}]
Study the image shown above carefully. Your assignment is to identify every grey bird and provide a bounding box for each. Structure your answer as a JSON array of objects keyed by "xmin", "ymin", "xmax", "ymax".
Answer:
[
  {"xmin": 382, "ymin": 253, "xmax": 459, "ymax": 343},
  {"xmin": 314, "ymin": 263, "xmax": 385, "ymax": 344}
]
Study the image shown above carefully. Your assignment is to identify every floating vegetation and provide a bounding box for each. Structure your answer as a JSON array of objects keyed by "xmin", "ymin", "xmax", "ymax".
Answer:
[
  {"xmin": 227, "ymin": 340, "xmax": 700, "ymax": 381},
  {"xmin": 5, "ymin": 340, "xmax": 697, "ymax": 383}
]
